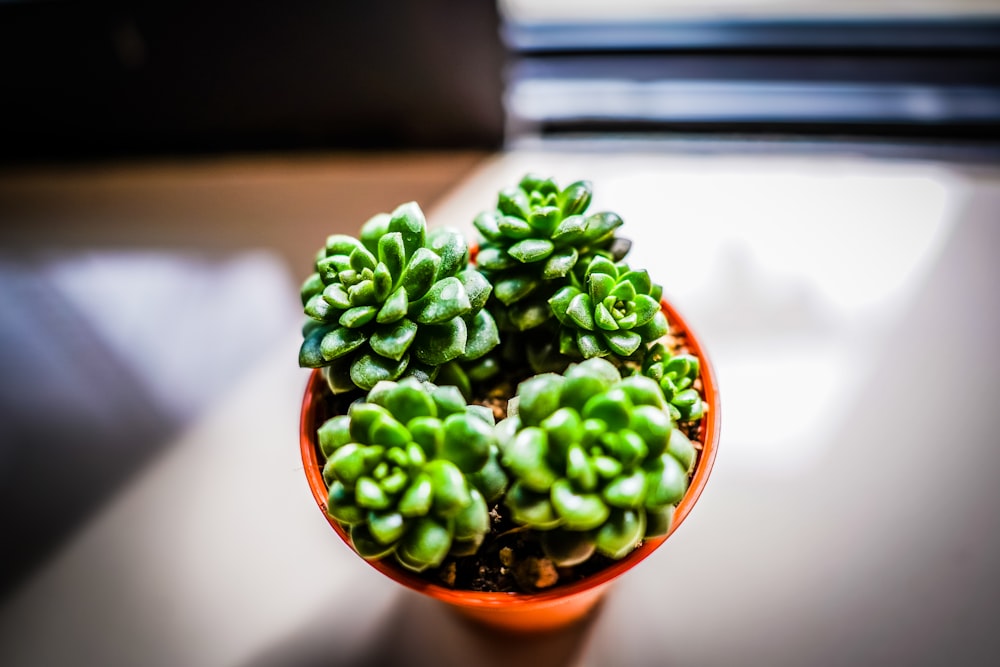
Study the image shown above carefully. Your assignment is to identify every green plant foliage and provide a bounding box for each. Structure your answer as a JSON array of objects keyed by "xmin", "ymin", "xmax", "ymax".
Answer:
[
  {"xmin": 549, "ymin": 257, "xmax": 668, "ymax": 361},
  {"xmin": 497, "ymin": 358, "xmax": 697, "ymax": 563},
  {"xmin": 319, "ymin": 378, "xmax": 509, "ymax": 571},
  {"xmin": 306, "ymin": 176, "xmax": 710, "ymax": 578},
  {"xmin": 474, "ymin": 174, "xmax": 631, "ymax": 333},
  {"xmin": 640, "ymin": 343, "xmax": 707, "ymax": 422},
  {"xmin": 299, "ymin": 202, "xmax": 499, "ymax": 393}
]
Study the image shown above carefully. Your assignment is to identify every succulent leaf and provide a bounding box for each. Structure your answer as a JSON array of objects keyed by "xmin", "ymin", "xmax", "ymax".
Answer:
[
  {"xmin": 494, "ymin": 274, "xmax": 538, "ymax": 305},
  {"xmin": 369, "ymin": 320, "xmax": 418, "ymax": 361},
  {"xmin": 644, "ymin": 454, "xmax": 689, "ymax": 508},
  {"xmin": 551, "ymin": 215, "xmax": 588, "ymax": 246},
  {"xmin": 498, "ymin": 216, "xmax": 533, "ymax": 239},
  {"xmin": 644, "ymin": 505, "xmax": 675, "ymax": 538},
  {"xmin": 602, "ymin": 470, "xmax": 648, "ymax": 509},
  {"xmin": 326, "ymin": 234, "xmax": 366, "ymax": 256},
  {"xmin": 502, "ymin": 427, "xmax": 559, "ymax": 492},
  {"xmin": 431, "ymin": 385, "xmax": 467, "ymax": 416},
  {"xmin": 323, "ymin": 282, "xmax": 352, "ymax": 309},
  {"xmin": 326, "ymin": 444, "xmax": 371, "ymax": 486},
  {"xmin": 498, "ymin": 187, "xmax": 531, "ymax": 219},
  {"xmin": 541, "ymin": 528, "xmax": 596, "ymax": 567},
  {"xmin": 304, "ymin": 294, "xmax": 332, "ymax": 321},
  {"xmin": 369, "ymin": 414, "xmax": 410, "ymax": 449},
  {"xmin": 400, "ymin": 248, "xmax": 441, "ymax": 300},
  {"xmin": 462, "ymin": 310, "xmax": 501, "ymax": 361},
  {"xmin": 559, "ymin": 180, "xmax": 593, "ymax": 217},
  {"xmin": 458, "ymin": 268, "xmax": 493, "ymax": 311},
  {"xmin": 413, "ymin": 317, "xmax": 467, "ymax": 366},
  {"xmin": 551, "ymin": 479, "xmax": 609, "ymax": 531},
  {"xmin": 509, "ymin": 238, "xmax": 555, "ymax": 263},
  {"xmin": 507, "ymin": 299, "xmax": 551, "ymax": 332},
  {"xmin": 595, "ymin": 509, "xmax": 646, "ymax": 559},
  {"xmin": 426, "ymin": 459, "xmax": 471, "ymax": 516},
  {"xmin": 467, "ymin": 448, "xmax": 509, "ymax": 504},
  {"xmin": 407, "ymin": 417, "xmax": 443, "ymax": 456},
  {"xmin": 575, "ymin": 331, "xmax": 608, "ymax": 360},
  {"xmin": 666, "ymin": 428, "xmax": 697, "ymax": 473},
  {"xmin": 317, "ymin": 415, "xmax": 352, "ymax": 458},
  {"xmin": 350, "ymin": 524, "xmax": 396, "ymax": 559},
  {"xmin": 634, "ymin": 311, "xmax": 669, "ymax": 341},
  {"xmin": 629, "ymin": 405, "xmax": 673, "ymax": 458},
  {"xmin": 350, "ymin": 353, "xmax": 409, "ymax": 390},
  {"xmin": 452, "ymin": 489, "xmax": 490, "ymax": 542},
  {"xmin": 542, "ymin": 248, "xmax": 579, "ymax": 280},
  {"xmin": 388, "ymin": 202, "xmax": 427, "ymax": 258},
  {"xmin": 415, "ymin": 277, "xmax": 471, "ymax": 325},
  {"xmin": 473, "ymin": 211, "xmax": 503, "ymax": 242},
  {"xmin": 396, "ymin": 517, "xmax": 451, "ymax": 571},
  {"xmin": 541, "ymin": 408, "xmax": 583, "ymax": 460},
  {"xmin": 427, "ymin": 227, "xmax": 469, "ymax": 279},
  {"xmin": 378, "ymin": 232, "xmax": 406, "ymax": 277},
  {"xmin": 327, "ymin": 482, "xmax": 364, "ymax": 525},
  {"xmin": 506, "ymin": 482, "xmax": 563, "ymax": 529},
  {"xmin": 441, "ymin": 413, "xmax": 495, "ymax": 472},
  {"xmin": 475, "ymin": 246, "xmax": 517, "ymax": 272},
  {"xmin": 360, "ymin": 213, "xmax": 391, "ymax": 253},
  {"xmin": 398, "ymin": 474, "xmax": 434, "ymax": 517},
  {"xmin": 515, "ymin": 374, "xmax": 565, "ymax": 427}
]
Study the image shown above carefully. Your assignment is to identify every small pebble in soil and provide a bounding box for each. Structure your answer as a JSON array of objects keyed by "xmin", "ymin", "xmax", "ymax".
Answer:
[
  {"xmin": 514, "ymin": 556, "xmax": 560, "ymax": 590},
  {"xmin": 498, "ymin": 546, "xmax": 514, "ymax": 567},
  {"xmin": 439, "ymin": 561, "xmax": 457, "ymax": 587}
]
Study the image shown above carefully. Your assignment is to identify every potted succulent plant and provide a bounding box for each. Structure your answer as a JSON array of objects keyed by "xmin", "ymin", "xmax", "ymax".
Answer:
[{"xmin": 299, "ymin": 175, "xmax": 720, "ymax": 632}]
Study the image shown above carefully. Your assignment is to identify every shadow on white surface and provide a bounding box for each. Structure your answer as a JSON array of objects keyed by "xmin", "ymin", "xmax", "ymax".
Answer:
[
  {"xmin": 0, "ymin": 250, "xmax": 299, "ymax": 598},
  {"xmin": 244, "ymin": 590, "xmax": 599, "ymax": 667}
]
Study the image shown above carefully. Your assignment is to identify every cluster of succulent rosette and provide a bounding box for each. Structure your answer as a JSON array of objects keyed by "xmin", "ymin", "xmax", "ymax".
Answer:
[
  {"xmin": 301, "ymin": 175, "xmax": 708, "ymax": 576},
  {"xmin": 499, "ymin": 358, "xmax": 696, "ymax": 565},
  {"xmin": 299, "ymin": 202, "xmax": 497, "ymax": 393},
  {"xmin": 317, "ymin": 379, "xmax": 506, "ymax": 571}
]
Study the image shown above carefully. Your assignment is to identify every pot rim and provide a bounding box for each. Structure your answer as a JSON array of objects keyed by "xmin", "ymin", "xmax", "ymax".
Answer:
[{"xmin": 299, "ymin": 297, "xmax": 720, "ymax": 609}]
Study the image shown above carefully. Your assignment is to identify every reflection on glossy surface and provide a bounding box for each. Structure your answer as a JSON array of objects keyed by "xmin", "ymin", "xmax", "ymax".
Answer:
[
  {"xmin": 609, "ymin": 167, "xmax": 960, "ymax": 472},
  {"xmin": 1, "ymin": 151, "xmax": 998, "ymax": 667}
]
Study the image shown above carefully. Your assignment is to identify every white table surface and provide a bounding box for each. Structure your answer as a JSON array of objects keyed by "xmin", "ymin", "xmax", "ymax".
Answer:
[{"xmin": 2, "ymin": 149, "xmax": 999, "ymax": 667}]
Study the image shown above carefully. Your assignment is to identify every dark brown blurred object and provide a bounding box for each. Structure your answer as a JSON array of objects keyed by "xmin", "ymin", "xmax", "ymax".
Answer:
[
  {"xmin": 0, "ymin": 152, "xmax": 488, "ymax": 271},
  {"xmin": 0, "ymin": 0, "xmax": 505, "ymax": 162}
]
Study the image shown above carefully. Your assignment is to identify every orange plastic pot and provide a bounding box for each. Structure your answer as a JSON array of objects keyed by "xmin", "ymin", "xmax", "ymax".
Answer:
[{"xmin": 300, "ymin": 298, "xmax": 720, "ymax": 633}]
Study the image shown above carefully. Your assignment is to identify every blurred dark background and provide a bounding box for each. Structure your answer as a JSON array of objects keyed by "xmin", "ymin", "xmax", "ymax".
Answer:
[
  {"xmin": 1, "ymin": 0, "xmax": 999, "ymax": 608},
  {"xmin": 4, "ymin": 0, "xmax": 1000, "ymax": 163},
  {"xmin": 0, "ymin": 0, "xmax": 505, "ymax": 161}
]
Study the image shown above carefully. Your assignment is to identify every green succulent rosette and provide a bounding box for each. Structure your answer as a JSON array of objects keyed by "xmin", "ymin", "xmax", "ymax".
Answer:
[
  {"xmin": 318, "ymin": 378, "xmax": 509, "ymax": 572},
  {"xmin": 299, "ymin": 202, "xmax": 499, "ymax": 394},
  {"xmin": 496, "ymin": 358, "xmax": 697, "ymax": 564},
  {"xmin": 473, "ymin": 174, "xmax": 629, "ymax": 333},
  {"xmin": 641, "ymin": 343, "xmax": 706, "ymax": 422},
  {"xmin": 549, "ymin": 256, "xmax": 668, "ymax": 361}
]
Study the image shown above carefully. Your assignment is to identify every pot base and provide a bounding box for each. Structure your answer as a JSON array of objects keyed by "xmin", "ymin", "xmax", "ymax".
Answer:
[{"xmin": 446, "ymin": 584, "xmax": 609, "ymax": 633}]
